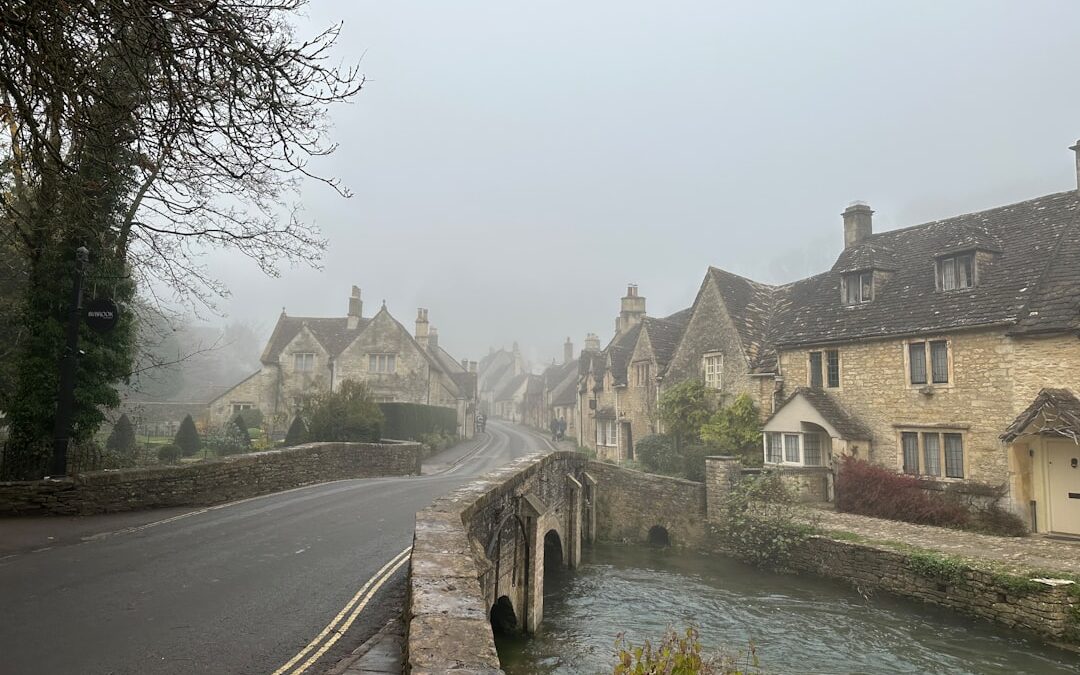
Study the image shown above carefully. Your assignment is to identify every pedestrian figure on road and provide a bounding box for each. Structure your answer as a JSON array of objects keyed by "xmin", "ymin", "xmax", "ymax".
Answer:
[
  {"xmin": 557, "ymin": 417, "xmax": 566, "ymax": 441},
  {"xmin": 549, "ymin": 417, "xmax": 560, "ymax": 442}
]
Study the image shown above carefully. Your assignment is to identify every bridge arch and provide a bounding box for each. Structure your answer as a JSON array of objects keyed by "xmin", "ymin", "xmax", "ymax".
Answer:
[
  {"xmin": 543, "ymin": 528, "xmax": 565, "ymax": 576},
  {"xmin": 647, "ymin": 525, "xmax": 671, "ymax": 547},
  {"xmin": 489, "ymin": 595, "xmax": 518, "ymax": 634}
]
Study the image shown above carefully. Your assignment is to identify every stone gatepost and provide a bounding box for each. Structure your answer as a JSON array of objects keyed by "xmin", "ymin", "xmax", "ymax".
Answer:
[
  {"xmin": 566, "ymin": 474, "xmax": 583, "ymax": 569},
  {"xmin": 582, "ymin": 471, "xmax": 597, "ymax": 544},
  {"xmin": 704, "ymin": 456, "xmax": 740, "ymax": 523},
  {"xmin": 519, "ymin": 492, "xmax": 548, "ymax": 634}
]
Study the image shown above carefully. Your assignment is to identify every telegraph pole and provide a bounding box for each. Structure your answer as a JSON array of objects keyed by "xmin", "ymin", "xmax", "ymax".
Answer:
[{"xmin": 49, "ymin": 246, "xmax": 90, "ymax": 477}]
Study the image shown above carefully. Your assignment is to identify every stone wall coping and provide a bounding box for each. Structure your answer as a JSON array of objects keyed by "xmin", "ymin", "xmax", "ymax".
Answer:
[
  {"xmin": 586, "ymin": 460, "xmax": 704, "ymax": 488},
  {"xmin": 705, "ymin": 455, "xmax": 737, "ymax": 461}
]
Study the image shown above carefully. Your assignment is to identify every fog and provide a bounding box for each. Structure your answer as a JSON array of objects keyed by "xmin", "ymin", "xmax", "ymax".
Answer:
[{"xmin": 197, "ymin": 0, "xmax": 1080, "ymax": 367}]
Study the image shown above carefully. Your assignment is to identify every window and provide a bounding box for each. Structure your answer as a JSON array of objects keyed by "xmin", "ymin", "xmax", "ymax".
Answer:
[
  {"xmin": 634, "ymin": 362, "xmax": 651, "ymax": 387},
  {"xmin": 703, "ymin": 353, "xmax": 723, "ymax": 390},
  {"xmin": 803, "ymin": 433, "xmax": 823, "ymax": 466},
  {"xmin": 232, "ymin": 402, "xmax": 254, "ymax": 414},
  {"xmin": 809, "ymin": 352, "xmax": 823, "ymax": 388},
  {"xmin": 909, "ymin": 340, "xmax": 949, "ymax": 385},
  {"xmin": 897, "ymin": 430, "xmax": 964, "ymax": 478},
  {"xmin": 809, "ymin": 350, "xmax": 840, "ymax": 388},
  {"xmin": 938, "ymin": 253, "xmax": 974, "ymax": 291},
  {"xmin": 783, "ymin": 434, "xmax": 800, "ymax": 463},
  {"xmin": 294, "ymin": 352, "xmax": 315, "ymax": 372},
  {"xmin": 597, "ymin": 420, "xmax": 617, "ymax": 447},
  {"xmin": 902, "ymin": 432, "xmax": 919, "ymax": 474},
  {"xmin": 843, "ymin": 271, "xmax": 873, "ymax": 304},
  {"xmin": 765, "ymin": 432, "xmax": 782, "ymax": 463},
  {"xmin": 369, "ymin": 354, "xmax": 396, "ymax": 373}
]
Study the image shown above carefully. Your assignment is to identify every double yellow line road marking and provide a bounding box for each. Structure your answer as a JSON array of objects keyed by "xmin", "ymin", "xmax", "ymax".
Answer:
[{"xmin": 272, "ymin": 546, "xmax": 412, "ymax": 675}]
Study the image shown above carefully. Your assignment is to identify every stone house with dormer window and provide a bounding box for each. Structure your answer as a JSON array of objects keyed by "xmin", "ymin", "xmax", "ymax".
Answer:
[
  {"xmin": 209, "ymin": 287, "xmax": 477, "ymax": 439},
  {"xmin": 760, "ymin": 142, "xmax": 1080, "ymax": 535}
]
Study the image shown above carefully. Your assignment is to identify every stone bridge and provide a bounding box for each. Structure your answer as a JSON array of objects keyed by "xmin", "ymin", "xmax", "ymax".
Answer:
[{"xmin": 405, "ymin": 450, "xmax": 705, "ymax": 673}]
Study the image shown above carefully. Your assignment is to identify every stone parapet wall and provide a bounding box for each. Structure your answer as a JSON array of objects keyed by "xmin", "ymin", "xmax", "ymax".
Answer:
[
  {"xmin": 0, "ymin": 440, "xmax": 421, "ymax": 516},
  {"xmin": 778, "ymin": 536, "xmax": 1079, "ymax": 645}
]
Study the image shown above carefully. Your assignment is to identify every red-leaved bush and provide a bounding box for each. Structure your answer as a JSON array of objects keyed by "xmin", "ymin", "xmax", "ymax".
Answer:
[{"xmin": 834, "ymin": 456, "xmax": 970, "ymax": 528}]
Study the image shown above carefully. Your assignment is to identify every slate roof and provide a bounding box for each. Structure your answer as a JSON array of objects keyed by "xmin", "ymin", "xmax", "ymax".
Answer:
[
  {"xmin": 707, "ymin": 267, "xmax": 782, "ymax": 373},
  {"xmin": 495, "ymin": 373, "xmax": 529, "ymax": 402},
  {"xmin": 550, "ymin": 369, "xmax": 579, "ymax": 407},
  {"xmin": 773, "ymin": 190, "xmax": 1080, "ymax": 347},
  {"xmin": 261, "ymin": 316, "xmax": 371, "ymax": 363},
  {"xmin": 768, "ymin": 387, "xmax": 873, "ymax": 440},
  {"xmin": 605, "ymin": 323, "xmax": 643, "ymax": 386},
  {"xmin": 1001, "ymin": 388, "xmax": 1080, "ymax": 442},
  {"xmin": 642, "ymin": 307, "xmax": 692, "ymax": 371},
  {"xmin": 429, "ymin": 345, "xmax": 466, "ymax": 375}
]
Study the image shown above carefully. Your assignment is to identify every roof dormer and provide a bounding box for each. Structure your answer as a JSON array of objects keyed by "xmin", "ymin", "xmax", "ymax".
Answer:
[{"xmin": 932, "ymin": 226, "xmax": 1002, "ymax": 292}]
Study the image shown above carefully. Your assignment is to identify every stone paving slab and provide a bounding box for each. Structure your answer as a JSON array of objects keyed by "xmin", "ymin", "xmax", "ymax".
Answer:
[
  {"xmin": 804, "ymin": 505, "xmax": 1080, "ymax": 576},
  {"xmin": 327, "ymin": 617, "xmax": 404, "ymax": 675}
]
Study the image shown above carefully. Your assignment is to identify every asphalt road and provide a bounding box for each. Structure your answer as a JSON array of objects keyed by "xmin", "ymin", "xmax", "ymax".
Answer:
[{"xmin": 0, "ymin": 421, "xmax": 552, "ymax": 675}]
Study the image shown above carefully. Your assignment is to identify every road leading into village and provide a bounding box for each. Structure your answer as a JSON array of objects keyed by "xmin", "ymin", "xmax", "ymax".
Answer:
[{"xmin": 0, "ymin": 420, "xmax": 553, "ymax": 675}]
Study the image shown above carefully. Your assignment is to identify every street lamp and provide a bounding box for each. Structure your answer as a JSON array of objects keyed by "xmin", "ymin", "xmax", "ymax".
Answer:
[{"xmin": 49, "ymin": 246, "xmax": 89, "ymax": 477}]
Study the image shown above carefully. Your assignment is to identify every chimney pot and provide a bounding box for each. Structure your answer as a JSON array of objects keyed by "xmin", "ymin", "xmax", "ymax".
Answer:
[
  {"xmin": 347, "ymin": 287, "xmax": 362, "ymax": 328},
  {"xmin": 1070, "ymin": 139, "xmax": 1080, "ymax": 191},
  {"xmin": 563, "ymin": 337, "xmax": 574, "ymax": 364},
  {"xmin": 415, "ymin": 308, "xmax": 430, "ymax": 347},
  {"xmin": 842, "ymin": 202, "xmax": 874, "ymax": 249}
]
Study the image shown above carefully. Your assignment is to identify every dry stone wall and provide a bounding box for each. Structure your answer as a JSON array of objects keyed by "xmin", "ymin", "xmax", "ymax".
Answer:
[
  {"xmin": 0, "ymin": 440, "xmax": 421, "ymax": 516},
  {"xmin": 586, "ymin": 460, "xmax": 707, "ymax": 548}
]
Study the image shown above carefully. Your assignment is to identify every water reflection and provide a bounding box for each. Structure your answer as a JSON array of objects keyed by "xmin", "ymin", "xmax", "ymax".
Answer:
[{"xmin": 496, "ymin": 543, "xmax": 1080, "ymax": 674}]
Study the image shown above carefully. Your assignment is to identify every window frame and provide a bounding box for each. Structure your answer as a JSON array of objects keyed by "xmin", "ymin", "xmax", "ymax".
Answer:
[
  {"xmin": 842, "ymin": 271, "xmax": 873, "ymax": 305},
  {"xmin": 896, "ymin": 429, "xmax": 965, "ymax": 479},
  {"xmin": 633, "ymin": 361, "xmax": 651, "ymax": 388},
  {"xmin": 293, "ymin": 352, "xmax": 315, "ymax": 372},
  {"xmin": 703, "ymin": 352, "xmax": 723, "ymax": 390},
  {"xmin": 368, "ymin": 353, "xmax": 397, "ymax": 374},
  {"xmin": 596, "ymin": 419, "xmax": 618, "ymax": 447},
  {"xmin": 936, "ymin": 252, "xmax": 976, "ymax": 291},
  {"xmin": 763, "ymin": 431, "xmax": 826, "ymax": 467},
  {"xmin": 905, "ymin": 338, "xmax": 951, "ymax": 387},
  {"xmin": 808, "ymin": 349, "xmax": 840, "ymax": 389}
]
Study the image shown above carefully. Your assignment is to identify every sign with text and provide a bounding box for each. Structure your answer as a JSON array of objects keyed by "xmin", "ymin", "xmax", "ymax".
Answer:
[{"xmin": 85, "ymin": 298, "xmax": 119, "ymax": 333}]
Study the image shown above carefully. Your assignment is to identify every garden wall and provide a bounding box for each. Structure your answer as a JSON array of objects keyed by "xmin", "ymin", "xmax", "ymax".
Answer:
[{"xmin": 0, "ymin": 440, "xmax": 421, "ymax": 516}]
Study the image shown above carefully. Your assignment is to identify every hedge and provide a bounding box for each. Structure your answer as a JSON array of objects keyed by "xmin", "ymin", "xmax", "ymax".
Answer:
[{"xmin": 378, "ymin": 402, "xmax": 457, "ymax": 441}]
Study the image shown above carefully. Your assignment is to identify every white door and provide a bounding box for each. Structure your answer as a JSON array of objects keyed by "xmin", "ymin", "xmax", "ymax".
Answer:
[{"xmin": 1046, "ymin": 439, "xmax": 1080, "ymax": 535}]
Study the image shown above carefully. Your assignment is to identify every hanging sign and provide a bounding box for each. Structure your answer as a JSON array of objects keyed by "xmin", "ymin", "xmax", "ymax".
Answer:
[{"xmin": 84, "ymin": 298, "xmax": 120, "ymax": 333}]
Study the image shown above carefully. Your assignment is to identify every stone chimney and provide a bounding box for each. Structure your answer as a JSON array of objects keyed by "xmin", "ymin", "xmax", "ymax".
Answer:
[
  {"xmin": 843, "ymin": 202, "xmax": 874, "ymax": 249},
  {"xmin": 469, "ymin": 361, "xmax": 478, "ymax": 373},
  {"xmin": 1070, "ymin": 139, "xmax": 1080, "ymax": 191},
  {"xmin": 461, "ymin": 358, "xmax": 469, "ymax": 370},
  {"xmin": 429, "ymin": 326, "xmax": 439, "ymax": 351},
  {"xmin": 615, "ymin": 284, "xmax": 646, "ymax": 334},
  {"xmin": 347, "ymin": 286, "xmax": 362, "ymax": 329},
  {"xmin": 415, "ymin": 308, "xmax": 429, "ymax": 347},
  {"xmin": 584, "ymin": 333, "xmax": 601, "ymax": 352},
  {"xmin": 563, "ymin": 337, "xmax": 574, "ymax": 364}
]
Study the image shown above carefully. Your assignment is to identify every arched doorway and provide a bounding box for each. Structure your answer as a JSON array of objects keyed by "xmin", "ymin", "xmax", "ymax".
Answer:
[
  {"xmin": 543, "ymin": 529, "xmax": 564, "ymax": 578},
  {"xmin": 647, "ymin": 525, "xmax": 671, "ymax": 547},
  {"xmin": 489, "ymin": 595, "xmax": 518, "ymax": 634}
]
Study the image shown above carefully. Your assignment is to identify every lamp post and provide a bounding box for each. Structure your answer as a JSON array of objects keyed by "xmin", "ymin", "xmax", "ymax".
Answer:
[{"xmin": 49, "ymin": 246, "xmax": 89, "ymax": 477}]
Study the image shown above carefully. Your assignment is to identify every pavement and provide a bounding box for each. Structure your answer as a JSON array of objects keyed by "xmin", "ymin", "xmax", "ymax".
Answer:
[
  {"xmin": 806, "ymin": 505, "xmax": 1080, "ymax": 577},
  {"xmin": 0, "ymin": 421, "xmax": 554, "ymax": 675}
]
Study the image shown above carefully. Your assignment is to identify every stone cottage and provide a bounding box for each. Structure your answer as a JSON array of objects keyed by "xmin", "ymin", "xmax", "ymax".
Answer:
[
  {"xmin": 762, "ymin": 143, "xmax": 1080, "ymax": 535},
  {"xmin": 208, "ymin": 287, "xmax": 477, "ymax": 439}
]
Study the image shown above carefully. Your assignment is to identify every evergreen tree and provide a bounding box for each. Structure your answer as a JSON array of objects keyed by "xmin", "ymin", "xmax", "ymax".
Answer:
[
  {"xmin": 174, "ymin": 415, "xmax": 201, "ymax": 458},
  {"xmin": 105, "ymin": 414, "xmax": 137, "ymax": 457},
  {"xmin": 284, "ymin": 416, "xmax": 308, "ymax": 447},
  {"xmin": 231, "ymin": 415, "xmax": 252, "ymax": 448}
]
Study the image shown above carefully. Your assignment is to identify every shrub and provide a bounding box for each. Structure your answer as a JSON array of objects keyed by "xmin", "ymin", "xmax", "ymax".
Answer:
[
  {"xmin": 681, "ymin": 444, "xmax": 709, "ymax": 482},
  {"xmin": 156, "ymin": 444, "xmax": 182, "ymax": 464},
  {"xmin": 378, "ymin": 402, "xmax": 456, "ymax": 441},
  {"xmin": 284, "ymin": 415, "xmax": 308, "ymax": 447},
  {"xmin": 234, "ymin": 408, "xmax": 263, "ymax": 430},
  {"xmin": 306, "ymin": 380, "xmax": 384, "ymax": 442},
  {"xmin": 700, "ymin": 394, "xmax": 762, "ymax": 466},
  {"xmin": 69, "ymin": 440, "xmax": 134, "ymax": 472},
  {"xmin": 659, "ymin": 380, "xmax": 713, "ymax": 450},
  {"xmin": 174, "ymin": 414, "xmax": 201, "ymax": 457},
  {"xmin": 206, "ymin": 422, "xmax": 248, "ymax": 456},
  {"xmin": 713, "ymin": 472, "xmax": 809, "ymax": 570},
  {"xmin": 635, "ymin": 434, "xmax": 682, "ymax": 476},
  {"xmin": 834, "ymin": 457, "xmax": 969, "ymax": 528},
  {"xmin": 970, "ymin": 503, "xmax": 1029, "ymax": 537},
  {"xmin": 105, "ymin": 414, "xmax": 137, "ymax": 464},
  {"xmin": 613, "ymin": 627, "xmax": 760, "ymax": 674}
]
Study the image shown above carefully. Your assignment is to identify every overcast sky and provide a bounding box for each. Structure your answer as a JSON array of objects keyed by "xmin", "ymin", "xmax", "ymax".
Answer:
[{"xmin": 202, "ymin": 0, "xmax": 1080, "ymax": 368}]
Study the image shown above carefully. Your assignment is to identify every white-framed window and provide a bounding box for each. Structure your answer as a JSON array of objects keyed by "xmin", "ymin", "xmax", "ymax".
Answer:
[
  {"xmin": 634, "ymin": 362, "xmax": 651, "ymax": 387},
  {"xmin": 703, "ymin": 353, "xmax": 723, "ymax": 390},
  {"xmin": 764, "ymin": 431, "xmax": 826, "ymax": 467},
  {"xmin": 596, "ymin": 419, "xmax": 618, "ymax": 447},
  {"xmin": 937, "ymin": 253, "xmax": 975, "ymax": 291},
  {"xmin": 294, "ymin": 352, "xmax": 315, "ymax": 372},
  {"xmin": 809, "ymin": 349, "xmax": 840, "ymax": 388},
  {"xmin": 899, "ymin": 430, "xmax": 964, "ymax": 478},
  {"xmin": 231, "ymin": 402, "xmax": 254, "ymax": 414},
  {"xmin": 908, "ymin": 339, "xmax": 949, "ymax": 385},
  {"xmin": 843, "ymin": 271, "xmax": 873, "ymax": 304},
  {"xmin": 368, "ymin": 354, "xmax": 396, "ymax": 373}
]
